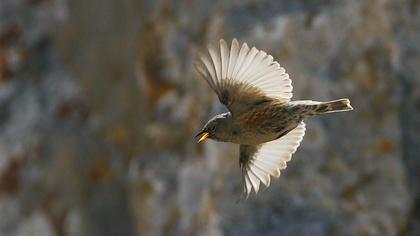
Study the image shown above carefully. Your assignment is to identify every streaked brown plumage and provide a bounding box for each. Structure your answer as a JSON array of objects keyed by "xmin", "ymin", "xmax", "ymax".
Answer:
[{"xmin": 194, "ymin": 39, "xmax": 353, "ymax": 198}]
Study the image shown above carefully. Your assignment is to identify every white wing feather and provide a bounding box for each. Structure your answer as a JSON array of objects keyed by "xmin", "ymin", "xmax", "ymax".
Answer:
[
  {"xmin": 197, "ymin": 39, "xmax": 293, "ymax": 103},
  {"xmin": 243, "ymin": 122, "xmax": 306, "ymax": 197}
]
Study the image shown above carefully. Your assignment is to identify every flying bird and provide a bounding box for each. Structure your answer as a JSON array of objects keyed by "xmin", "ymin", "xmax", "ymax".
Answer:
[{"xmin": 194, "ymin": 39, "xmax": 353, "ymax": 198}]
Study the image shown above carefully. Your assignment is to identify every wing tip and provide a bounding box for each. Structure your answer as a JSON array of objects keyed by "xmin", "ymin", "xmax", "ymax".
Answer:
[
  {"xmin": 273, "ymin": 169, "xmax": 281, "ymax": 178},
  {"xmin": 207, "ymin": 43, "xmax": 217, "ymax": 52}
]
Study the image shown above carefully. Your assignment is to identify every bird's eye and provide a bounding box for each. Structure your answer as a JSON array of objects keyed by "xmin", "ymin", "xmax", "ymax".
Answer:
[{"xmin": 211, "ymin": 126, "xmax": 216, "ymax": 131}]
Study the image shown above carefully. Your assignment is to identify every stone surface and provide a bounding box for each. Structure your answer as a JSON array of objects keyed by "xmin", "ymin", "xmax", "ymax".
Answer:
[{"xmin": 0, "ymin": 0, "xmax": 419, "ymax": 235}]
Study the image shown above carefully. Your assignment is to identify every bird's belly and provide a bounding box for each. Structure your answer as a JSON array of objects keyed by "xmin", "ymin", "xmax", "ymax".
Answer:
[
  {"xmin": 235, "ymin": 123, "xmax": 299, "ymax": 145},
  {"xmin": 233, "ymin": 131, "xmax": 280, "ymax": 145}
]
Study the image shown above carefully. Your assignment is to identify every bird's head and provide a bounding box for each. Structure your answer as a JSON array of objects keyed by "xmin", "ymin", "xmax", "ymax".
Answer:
[{"xmin": 195, "ymin": 112, "xmax": 232, "ymax": 143}]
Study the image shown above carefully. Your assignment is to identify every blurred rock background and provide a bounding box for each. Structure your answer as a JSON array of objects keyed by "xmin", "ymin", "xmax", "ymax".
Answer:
[{"xmin": 0, "ymin": 0, "xmax": 419, "ymax": 235}]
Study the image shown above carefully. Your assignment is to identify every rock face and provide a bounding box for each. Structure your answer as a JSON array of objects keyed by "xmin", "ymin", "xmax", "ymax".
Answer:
[{"xmin": 0, "ymin": 0, "xmax": 419, "ymax": 235}]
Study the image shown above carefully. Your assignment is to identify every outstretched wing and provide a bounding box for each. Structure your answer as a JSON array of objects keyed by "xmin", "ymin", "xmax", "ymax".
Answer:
[
  {"xmin": 239, "ymin": 122, "xmax": 306, "ymax": 198},
  {"xmin": 195, "ymin": 39, "xmax": 292, "ymax": 116}
]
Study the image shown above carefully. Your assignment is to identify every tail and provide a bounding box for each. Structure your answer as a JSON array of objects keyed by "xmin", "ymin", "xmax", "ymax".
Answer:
[
  {"xmin": 313, "ymin": 98, "xmax": 353, "ymax": 114},
  {"xmin": 291, "ymin": 99, "xmax": 353, "ymax": 117}
]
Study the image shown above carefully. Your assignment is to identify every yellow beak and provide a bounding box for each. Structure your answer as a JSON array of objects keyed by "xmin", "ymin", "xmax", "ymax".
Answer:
[{"xmin": 198, "ymin": 132, "xmax": 209, "ymax": 143}]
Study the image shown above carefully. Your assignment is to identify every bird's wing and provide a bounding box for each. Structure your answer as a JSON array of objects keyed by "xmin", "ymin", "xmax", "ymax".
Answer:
[
  {"xmin": 239, "ymin": 122, "xmax": 306, "ymax": 198},
  {"xmin": 195, "ymin": 39, "xmax": 292, "ymax": 116}
]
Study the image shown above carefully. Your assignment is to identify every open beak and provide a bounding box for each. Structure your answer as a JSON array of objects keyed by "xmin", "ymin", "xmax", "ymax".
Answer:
[{"xmin": 195, "ymin": 130, "xmax": 209, "ymax": 143}]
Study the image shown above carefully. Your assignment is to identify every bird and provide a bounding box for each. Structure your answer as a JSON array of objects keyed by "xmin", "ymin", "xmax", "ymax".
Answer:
[{"xmin": 194, "ymin": 39, "xmax": 353, "ymax": 198}]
